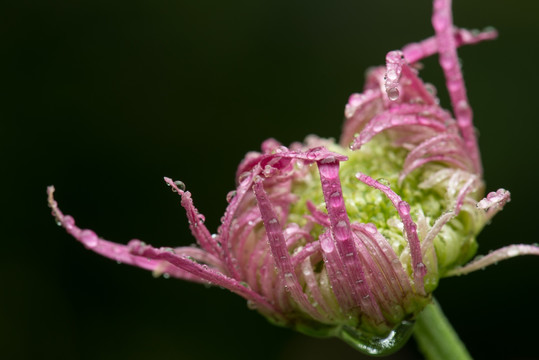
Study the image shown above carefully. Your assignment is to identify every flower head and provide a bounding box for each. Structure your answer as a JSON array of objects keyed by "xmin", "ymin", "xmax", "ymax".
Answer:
[{"xmin": 49, "ymin": 0, "xmax": 539, "ymax": 355}]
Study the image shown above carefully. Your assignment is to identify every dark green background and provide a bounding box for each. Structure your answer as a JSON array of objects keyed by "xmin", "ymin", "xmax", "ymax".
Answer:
[{"xmin": 3, "ymin": 1, "xmax": 539, "ymax": 359}]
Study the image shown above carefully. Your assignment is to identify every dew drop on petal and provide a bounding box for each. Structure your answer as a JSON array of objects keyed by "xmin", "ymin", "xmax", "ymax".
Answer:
[
  {"xmin": 387, "ymin": 69, "xmax": 398, "ymax": 81},
  {"xmin": 80, "ymin": 229, "xmax": 98, "ymax": 248},
  {"xmin": 239, "ymin": 172, "xmax": 251, "ymax": 184},
  {"xmin": 376, "ymin": 178, "xmax": 390, "ymax": 187},
  {"xmin": 174, "ymin": 180, "xmax": 186, "ymax": 191},
  {"xmin": 320, "ymin": 235, "xmax": 334, "ymax": 253},
  {"xmin": 226, "ymin": 190, "xmax": 237, "ymax": 203},
  {"xmin": 338, "ymin": 320, "xmax": 415, "ymax": 356},
  {"xmin": 364, "ymin": 223, "xmax": 377, "ymax": 234},
  {"xmin": 398, "ymin": 201, "xmax": 410, "ymax": 216},
  {"xmin": 329, "ymin": 191, "xmax": 343, "ymax": 208},
  {"xmin": 63, "ymin": 215, "xmax": 75, "ymax": 230},
  {"xmin": 425, "ymin": 83, "xmax": 437, "ymax": 96},
  {"xmin": 247, "ymin": 300, "xmax": 257, "ymax": 310},
  {"xmin": 387, "ymin": 87, "xmax": 400, "ymax": 101},
  {"xmin": 415, "ymin": 262, "xmax": 426, "ymax": 274},
  {"xmin": 334, "ymin": 220, "xmax": 350, "ymax": 241}
]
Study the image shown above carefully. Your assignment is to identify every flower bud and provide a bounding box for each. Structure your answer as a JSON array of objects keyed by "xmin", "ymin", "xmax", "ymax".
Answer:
[{"xmin": 49, "ymin": 0, "xmax": 539, "ymax": 356}]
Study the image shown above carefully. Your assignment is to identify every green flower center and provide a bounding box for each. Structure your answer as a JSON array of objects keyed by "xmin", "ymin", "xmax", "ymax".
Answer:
[{"xmin": 289, "ymin": 136, "xmax": 486, "ymax": 292}]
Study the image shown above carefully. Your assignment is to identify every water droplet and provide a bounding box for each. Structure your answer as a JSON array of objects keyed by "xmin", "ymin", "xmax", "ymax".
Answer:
[
  {"xmin": 387, "ymin": 87, "xmax": 400, "ymax": 101},
  {"xmin": 387, "ymin": 69, "xmax": 398, "ymax": 81},
  {"xmin": 247, "ymin": 300, "xmax": 257, "ymax": 310},
  {"xmin": 398, "ymin": 201, "xmax": 410, "ymax": 216},
  {"xmin": 321, "ymin": 156, "xmax": 336, "ymax": 164},
  {"xmin": 329, "ymin": 191, "xmax": 343, "ymax": 208},
  {"xmin": 238, "ymin": 172, "xmax": 251, "ymax": 184},
  {"xmin": 268, "ymin": 218, "xmax": 278, "ymax": 225},
  {"xmin": 334, "ymin": 220, "xmax": 350, "ymax": 241},
  {"xmin": 425, "ymin": 83, "xmax": 437, "ymax": 96},
  {"xmin": 163, "ymin": 247, "xmax": 175, "ymax": 254},
  {"xmin": 338, "ymin": 320, "xmax": 415, "ymax": 356},
  {"xmin": 226, "ymin": 190, "xmax": 236, "ymax": 203},
  {"xmin": 174, "ymin": 180, "xmax": 186, "ymax": 191},
  {"xmin": 376, "ymin": 178, "xmax": 390, "ymax": 187},
  {"xmin": 80, "ymin": 229, "xmax": 98, "ymax": 248},
  {"xmin": 63, "ymin": 215, "xmax": 75, "ymax": 230},
  {"xmin": 320, "ymin": 236, "xmax": 334, "ymax": 253},
  {"xmin": 163, "ymin": 273, "xmax": 170, "ymax": 279},
  {"xmin": 364, "ymin": 223, "xmax": 377, "ymax": 234},
  {"xmin": 415, "ymin": 262, "xmax": 426, "ymax": 274}
]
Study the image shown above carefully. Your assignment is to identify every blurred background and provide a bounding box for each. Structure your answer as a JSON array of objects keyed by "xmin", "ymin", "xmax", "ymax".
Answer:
[{"xmin": 2, "ymin": 0, "xmax": 539, "ymax": 359}]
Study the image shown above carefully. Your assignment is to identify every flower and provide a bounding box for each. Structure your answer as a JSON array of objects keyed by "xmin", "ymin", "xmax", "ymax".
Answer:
[{"xmin": 49, "ymin": 0, "xmax": 539, "ymax": 356}]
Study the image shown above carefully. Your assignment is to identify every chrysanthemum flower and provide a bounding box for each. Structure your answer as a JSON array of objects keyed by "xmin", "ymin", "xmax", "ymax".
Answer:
[{"xmin": 49, "ymin": 0, "xmax": 539, "ymax": 356}]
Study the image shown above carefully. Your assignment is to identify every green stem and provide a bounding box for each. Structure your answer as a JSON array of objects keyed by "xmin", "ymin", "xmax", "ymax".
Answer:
[{"xmin": 414, "ymin": 298, "xmax": 472, "ymax": 360}]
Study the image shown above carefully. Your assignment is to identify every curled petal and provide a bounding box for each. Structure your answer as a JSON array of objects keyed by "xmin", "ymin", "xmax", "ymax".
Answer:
[
  {"xmin": 306, "ymin": 200, "xmax": 331, "ymax": 227},
  {"xmin": 445, "ymin": 245, "xmax": 539, "ymax": 277},
  {"xmin": 341, "ymin": 89, "xmax": 384, "ymax": 147},
  {"xmin": 400, "ymin": 134, "xmax": 473, "ymax": 183},
  {"xmin": 354, "ymin": 223, "xmax": 414, "ymax": 303},
  {"xmin": 477, "ymin": 188, "xmax": 511, "ymax": 210},
  {"xmin": 128, "ymin": 240, "xmax": 283, "ymax": 316},
  {"xmin": 300, "ymin": 256, "xmax": 336, "ymax": 319},
  {"xmin": 164, "ymin": 177, "xmax": 222, "ymax": 258},
  {"xmin": 317, "ymin": 158, "xmax": 384, "ymax": 323},
  {"xmin": 477, "ymin": 188, "xmax": 511, "ymax": 222},
  {"xmin": 421, "ymin": 210, "xmax": 455, "ymax": 259},
  {"xmin": 403, "ymin": 27, "xmax": 498, "ymax": 63},
  {"xmin": 351, "ymin": 111, "xmax": 446, "ymax": 151},
  {"xmin": 48, "ymin": 186, "xmax": 217, "ymax": 284},
  {"xmin": 355, "ymin": 174, "xmax": 426, "ymax": 295},
  {"xmin": 433, "ymin": 0, "xmax": 481, "ymax": 174},
  {"xmin": 319, "ymin": 231, "xmax": 355, "ymax": 313},
  {"xmin": 253, "ymin": 180, "xmax": 326, "ymax": 322}
]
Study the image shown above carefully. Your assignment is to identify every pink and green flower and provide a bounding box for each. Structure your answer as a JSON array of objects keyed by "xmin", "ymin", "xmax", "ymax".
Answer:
[{"xmin": 49, "ymin": 0, "xmax": 539, "ymax": 357}]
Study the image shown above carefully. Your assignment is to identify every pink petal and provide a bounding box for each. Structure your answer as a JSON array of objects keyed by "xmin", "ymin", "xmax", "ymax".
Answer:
[
  {"xmin": 403, "ymin": 27, "xmax": 498, "ymax": 63},
  {"xmin": 432, "ymin": 0, "xmax": 481, "ymax": 174},
  {"xmin": 317, "ymin": 159, "xmax": 385, "ymax": 323},
  {"xmin": 355, "ymin": 174, "xmax": 426, "ymax": 295},
  {"xmin": 445, "ymin": 244, "xmax": 539, "ymax": 277},
  {"xmin": 164, "ymin": 177, "xmax": 222, "ymax": 258},
  {"xmin": 128, "ymin": 240, "xmax": 283, "ymax": 316},
  {"xmin": 253, "ymin": 180, "xmax": 326, "ymax": 322}
]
